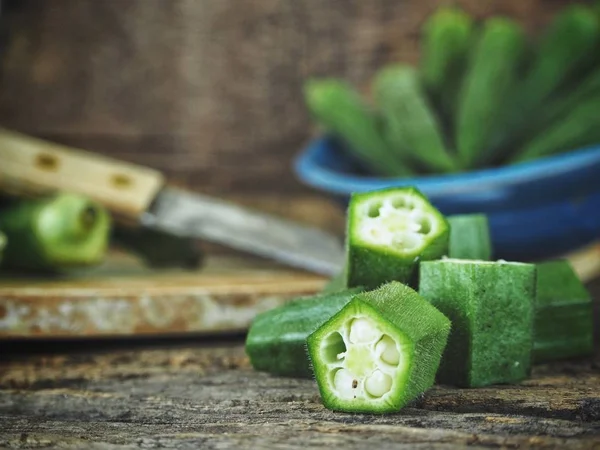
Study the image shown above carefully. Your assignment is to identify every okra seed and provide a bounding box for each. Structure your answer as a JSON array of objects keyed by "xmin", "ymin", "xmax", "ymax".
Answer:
[
  {"xmin": 395, "ymin": 233, "xmax": 422, "ymax": 252},
  {"xmin": 349, "ymin": 318, "xmax": 381, "ymax": 344},
  {"xmin": 364, "ymin": 370, "xmax": 392, "ymax": 398},
  {"xmin": 376, "ymin": 335, "xmax": 401, "ymax": 366},
  {"xmin": 333, "ymin": 368, "xmax": 357, "ymax": 398}
]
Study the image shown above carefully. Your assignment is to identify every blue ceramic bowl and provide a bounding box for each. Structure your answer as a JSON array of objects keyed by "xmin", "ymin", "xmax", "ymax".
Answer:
[{"xmin": 294, "ymin": 136, "xmax": 600, "ymax": 261}]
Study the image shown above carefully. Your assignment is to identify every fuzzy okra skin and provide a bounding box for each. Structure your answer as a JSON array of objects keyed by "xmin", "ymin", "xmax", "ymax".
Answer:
[
  {"xmin": 346, "ymin": 187, "xmax": 449, "ymax": 290},
  {"xmin": 245, "ymin": 288, "xmax": 363, "ymax": 378},
  {"xmin": 533, "ymin": 260, "xmax": 594, "ymax": 363},
  {"xmin": 447, "ymin": 214, "xmax": 492, "ymax": 260},
  {"xmin": 0, "ymin": 194, "xmax": 111, "ymax": 272},
  {"xmin": 419, "ymin": 259, "xmax": 536, "ymax": 388},
  {"xmin": 307, "ymin": 282, "xmax": 450, "ymax": 414}
]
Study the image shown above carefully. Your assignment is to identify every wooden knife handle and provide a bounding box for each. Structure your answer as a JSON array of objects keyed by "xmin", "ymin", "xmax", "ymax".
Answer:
[{"xmin": 0, "ymin": 128, "xmax": 165, "ymax": 222}]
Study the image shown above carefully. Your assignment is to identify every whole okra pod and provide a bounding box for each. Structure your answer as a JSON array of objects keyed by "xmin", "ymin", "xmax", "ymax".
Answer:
[{"xmin": 0, "ymin": 193, "xmax": 111, "ymax": 272}]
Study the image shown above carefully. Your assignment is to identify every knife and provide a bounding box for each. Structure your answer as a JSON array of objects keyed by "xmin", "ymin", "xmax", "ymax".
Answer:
[{"xmin": 0, "ymin": 128, "xmax": 345, "ymax": 275}]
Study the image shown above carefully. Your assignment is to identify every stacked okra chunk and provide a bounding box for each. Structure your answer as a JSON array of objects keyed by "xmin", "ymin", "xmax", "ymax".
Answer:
[{"xmin": 245, "ymin": 187, "xmax": 594, "ymax": 414}]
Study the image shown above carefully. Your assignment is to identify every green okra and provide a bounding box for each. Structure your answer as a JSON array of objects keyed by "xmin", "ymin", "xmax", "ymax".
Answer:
[
  {"xmin": 419, "ymin": 259, "xmax": 536, "ymax": 388},
  {"xmin": 506, "ymin": 66, "xmax": 600, "ymax": 159},
  {"xmin": 492, "ymin": 5, "xmax": 600, "ymax": 161},
  {"xmin": 511, "ymin": 98, "xmax": 600, "ymax": 163},
  {"xmin": 245, "ymin": 288, "xmax": 363, "ymax": 378},
  {"xmin": 447, "ymin": 214, "xmax": 492, "ymax": 260},
  {"xmin": 456, "ymin": 18, "xmax": 525, "ymax": 168},
  {"xmin": 307, "ymin": 282, "xmax": 451, "ymax": 414},
  {"xmin": 303, "ymin": 79, "xmax": 413, "ymax": 177},
  {"xmin": 420, "ymin": 6, "xmax": 474, "ymax": 129},
  {"xmin": 0, "ymin": 193, "xmax": 111, "ymax": 272},
  {"xmin": 373, "ymin": 64, "xmax": 458, "ymax": 173},
  {"xmin": 533, "ymin": 260, "xmax": 594, "ymax": 363},
  {"xmin": 345, "ymin": 187, "xmax": 449, "ymax": 290},
  {"xmin": 515, "ymin": 5, "xmax": 599, "ymax": 117}
]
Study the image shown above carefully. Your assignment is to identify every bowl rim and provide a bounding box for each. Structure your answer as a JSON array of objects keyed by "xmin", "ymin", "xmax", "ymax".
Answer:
[{"xmin": 294, "ymin": 137, "xmax": 600, "ymax": 197}]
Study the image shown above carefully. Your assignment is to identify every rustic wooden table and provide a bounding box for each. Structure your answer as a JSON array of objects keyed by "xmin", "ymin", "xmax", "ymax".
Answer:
[{"xmin": 0, "ymin": 278, "xmax": 599, "ymax": 449}]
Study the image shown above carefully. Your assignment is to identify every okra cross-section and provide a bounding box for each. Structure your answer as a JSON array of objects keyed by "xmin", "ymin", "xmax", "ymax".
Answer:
[
  {"xmin": 346, "ymin": 187, "xmax": 449, "ymax": 290},
  {"xmin": 419, "ymin": 259, "xmax": 536, "ymax": 388},
  {"xmin": 307, "ymin": 282, "xmax": 451, "ymax": 413}
]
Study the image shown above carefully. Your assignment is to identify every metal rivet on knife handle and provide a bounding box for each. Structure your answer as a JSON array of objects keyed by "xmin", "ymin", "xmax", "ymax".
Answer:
[{"xmin": 0, "ymin": 127, "xmax": 165, "ymax": 222}]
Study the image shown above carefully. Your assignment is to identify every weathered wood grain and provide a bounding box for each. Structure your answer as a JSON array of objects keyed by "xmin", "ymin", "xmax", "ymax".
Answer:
[
  {"xmin": 0, "ymin": 252, "xmax": 326, "ymax": 338},
  {"xmin": 0, "ymin": 342, "xmax": 599, "ymax": 449},
  {"xmin": 0, "ymin": 0, "xmax": 586, "ymax": 193}
]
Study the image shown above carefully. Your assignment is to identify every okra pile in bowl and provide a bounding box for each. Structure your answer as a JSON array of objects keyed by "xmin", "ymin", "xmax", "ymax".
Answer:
[
  {"xmin": 245, "ymin": 186, "xmax": 594, "ymax": 414},
  {"xmin": 294, "ymin": 3, "xmax": 600, "ymax": 261}
]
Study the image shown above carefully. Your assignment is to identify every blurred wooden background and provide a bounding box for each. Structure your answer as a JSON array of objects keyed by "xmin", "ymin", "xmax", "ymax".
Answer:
[{"xmin": 0, "ymin": 0, "xmax": 586, "ymax": 232}]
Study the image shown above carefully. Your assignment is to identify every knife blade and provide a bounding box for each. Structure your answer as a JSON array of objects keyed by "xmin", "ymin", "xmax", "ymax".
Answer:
[{"xmin": 0, "ymin": 128, "xmax": 345, "ymax": 275}]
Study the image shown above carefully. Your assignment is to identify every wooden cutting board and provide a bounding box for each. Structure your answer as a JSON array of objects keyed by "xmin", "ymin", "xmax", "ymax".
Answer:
[
  {"xmin": 0, "ymin": 251, "xmax": 327, "ymax": 339},
  {"xmin": 1, "ymin": 242, "xmax": 599, "ymax": 340}
]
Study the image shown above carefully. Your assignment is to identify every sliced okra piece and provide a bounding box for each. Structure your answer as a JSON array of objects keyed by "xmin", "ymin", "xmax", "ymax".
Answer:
[
  {"xmin": 447, "ymin": 213, "xmax": 493, "ymax": 260},
  {"xmin": 419, "ymin": 259, "xmax": 536, "ymax": 387},
  {"xmin": 533, "ymin": 259, "xmax": 594, "ymax": 363},
  {"xmin": 307, "ymin": 282, "xmax": 451, "ymax": 413},
  {"xmin": 346, "ymin": 187, "xmax": 449, "ymax": 290}
]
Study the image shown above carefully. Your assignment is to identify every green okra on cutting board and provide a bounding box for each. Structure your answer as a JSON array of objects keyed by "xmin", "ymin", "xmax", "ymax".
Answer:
[
  {"xmin": 533, "ymin": 260, "xmax": 594, "ymax": 363},
  {"xmin": 345, "ymin": 187, "xmax": 449, "ymax": 290},
  {"xmin": 245, "ymin": 288, "xmax": 364, "ymax": 378},
  {"xmin": 419, "ymin": 259, "xmax": 536, "ymax": 388},
  {"xmin": 456, "ymin": 17, "xmax": 525, "ymax": 169},
  {"xmin": 303, "ymin": 79, "xmax": 413, "ymax": 177},
  {"xmin": 0, "ymin": 193, "xmax": 111, "ymax": 272},
  {"xmin": 373, "ymin": 64, "xmax": 458, "ymax": 174},
  {"xmin": 307, "ymin": 282, "xmax": 450, "ymax": 414},
  {"xmin": 447, "ymin": 214, "xmax": 492, "ymax": 260}
]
